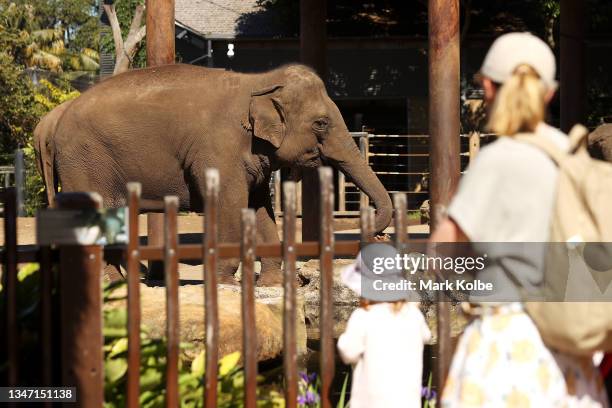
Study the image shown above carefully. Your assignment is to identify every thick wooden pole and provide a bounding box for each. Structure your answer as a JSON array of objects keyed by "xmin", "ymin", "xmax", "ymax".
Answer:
[
  {"xmin": 300, "ymin": 0, "xmax": 326, "ymax": 241},
  {"xmin": 146, "ymin": 0, "xmax": 175, "ymax": 66},
  {"xmin": 428, "ymin": 0, "xmax": 460, "ymax": 393},
  {"xmin": 560, "ymin": 0, "xmax": 586, "ymax": 132},
  {"xmin": 146, "ymin": 0, "xmax": 175, "ymax": 278}
]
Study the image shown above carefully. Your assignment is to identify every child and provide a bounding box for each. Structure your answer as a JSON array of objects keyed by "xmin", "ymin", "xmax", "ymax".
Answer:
[{"xmin": 337, "ymin": 245, "xmax": 431, "ymax": 408}]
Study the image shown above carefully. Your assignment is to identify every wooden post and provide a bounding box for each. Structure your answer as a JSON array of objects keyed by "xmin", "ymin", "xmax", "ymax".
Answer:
[
  {"xmin": 468, "ymin": 131, "xmax": 480, "ymax": 165},
  {"xmin": 126, "ymin": 183, "xmax": 142, "ymax": 407},
  {"xmin": 146, "ymin": 0, "xmax": 175, "ymax": 278},
  {"xmin": 241, "ymin": 209, "xmax": 257, "ymax": 408},
  {"xmin": 318, "ymin": 167, "xmax": 335, "ymax": 408},
  {"xmin": 204, "ymin": 169, "xmax": 220, "ymax": 408},
  {"xmin": 300, "ymin": 0, "xmax": 327, "ymax": 241},
  {"xmin": 282, "ymin": 182, "xmax": 298, "ymax": 408},
  {"xmin": 429, "ymin": 0, "xmax": 460, "ymax": 392},
  {"xmin": 146, "ymin": 0, "xmax": 175, "ymax": 67},
  {"xmin": 3, "ymin": 188, "xmax": 18, "ymax": 387},
  {"xmin": 560, "ymin": 0, "xmax": 586, "ymax": 132},
  {"xmin": 164, "ymin": 196, "xmax": 180, "ymax": 408},
  {"xmin": 57, "ymin": 192, "xmax": 104, "ymax": 407}
]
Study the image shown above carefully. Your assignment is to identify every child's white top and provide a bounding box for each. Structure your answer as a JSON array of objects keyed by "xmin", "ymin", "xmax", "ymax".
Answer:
[{"xmin": 337, "ymin": 302, "xmax": 431, "ymax": 408}]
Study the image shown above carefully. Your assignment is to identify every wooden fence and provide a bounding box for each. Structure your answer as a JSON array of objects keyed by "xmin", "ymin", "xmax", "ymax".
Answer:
[{"xmin": 1, "ymin": 166, "xmax": 438, "ymax": 407}]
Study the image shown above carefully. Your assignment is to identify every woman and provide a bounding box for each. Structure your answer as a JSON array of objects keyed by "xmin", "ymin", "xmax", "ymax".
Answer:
[{"xmin": 432, "ymin": 32, "xmax": 608, "ymax": 407}]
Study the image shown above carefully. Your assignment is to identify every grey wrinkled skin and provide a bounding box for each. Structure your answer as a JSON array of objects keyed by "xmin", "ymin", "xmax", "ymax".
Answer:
[
  {"xmin": 47, "ymin": 64, "xmax": 392, "ymax": 285},
  {"xmin": 588, "ymin": 123, "xmax": 612, "ymax": 162}
]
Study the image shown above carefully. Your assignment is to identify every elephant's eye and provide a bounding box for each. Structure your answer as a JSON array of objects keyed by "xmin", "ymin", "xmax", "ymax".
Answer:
[{"xmin": 313, "ymin": 118, "xmax": 329, "ymax": 132}]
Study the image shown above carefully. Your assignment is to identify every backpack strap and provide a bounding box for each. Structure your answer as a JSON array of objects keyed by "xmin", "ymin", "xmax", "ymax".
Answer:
[
  {"xmin": 514, "ymin": 133, "xmax": 567, "ymax": 165},
  {"xmin": 567, "ymin": 124, "xmax": 589, "ymax": 154}
]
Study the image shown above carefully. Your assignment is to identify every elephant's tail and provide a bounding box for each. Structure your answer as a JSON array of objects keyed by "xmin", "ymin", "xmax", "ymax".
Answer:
[{"xmin": 33, "ymin": 121, "xmax": 57, "ymax": 208}]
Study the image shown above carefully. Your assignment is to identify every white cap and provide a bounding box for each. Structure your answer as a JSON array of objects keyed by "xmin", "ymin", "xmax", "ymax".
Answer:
[{"xmin": 480, "ymin": 32, "xmax": 557, "ymax": 90}]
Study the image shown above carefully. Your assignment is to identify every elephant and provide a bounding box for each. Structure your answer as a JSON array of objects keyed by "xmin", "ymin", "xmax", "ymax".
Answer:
[
  {"xmin": 588, "ymin": 123, "xmax": 612, "ymax": 163},
  {"xmin": 48, "ymin": 63, "xmax": 393, "ymax": 285},
  {"xmin": 33, "ymin": 99, "xmax": 73, "ymax": 207}
]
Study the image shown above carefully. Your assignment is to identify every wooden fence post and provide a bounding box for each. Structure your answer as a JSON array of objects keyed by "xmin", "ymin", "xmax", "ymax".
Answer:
[
  {"xmin": 282, "ymin": 182, "xmax": 298, "ymax": 408},
  {"xmin": 318, "ymin": 167, "xmax": 335, "ymax": 408},
  {"xmin": 3, "ymin": 187, "xmax": 18, "ymax": 387},
  {"xmin": 57, "ymin": 192, "xmax": 104, "ymax": 407},
  {"xmin": 241, "ymin": 209, "xmax": 258, "ymax": 408},
  {"xmin": 126, "ymin": 183, "xmax": 142, "ymax": 407},
  {"xmin": 164, "ymin": 196, "xmax": 180, "ymax": 408},
  {"xmin": 204, "ymin": 169, "xmax": 220, "ymax": 408}
]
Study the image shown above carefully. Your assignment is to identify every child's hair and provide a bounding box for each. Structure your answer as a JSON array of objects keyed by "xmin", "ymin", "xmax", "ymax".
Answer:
[
  {"xmin": 359, "ymin": 298, "xmax": 406, "ymax": 313},
  {"xmin": 487, "ymin": 64, "xmax": 547, "ymax": 136}
]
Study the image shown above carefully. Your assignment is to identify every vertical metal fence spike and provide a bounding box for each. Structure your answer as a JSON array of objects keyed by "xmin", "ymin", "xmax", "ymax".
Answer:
[
  {"xmin": 204, "ymin": 169, "xmax": 220, "ymax": 408},
  {"xmin": 14, "ymin": 149, "xmax": 25, "ymax": 216},
  {"xmin": 318, "ymin": 167, "xmax": 335, "ymax": 408},
  {"xmin": 282, "ymin": 182, "xmax": 298, "ymax": 408},
  {"xmin": 164, "ymin": 196, "xmax": 180, "ymax": 408},
  {"xmin": 126, "ymin": 182, "xmax": 142, "ymax": 407},
  {"xmin": 241, "ymin": 209, "xmax": 257, "ymax": 408}
]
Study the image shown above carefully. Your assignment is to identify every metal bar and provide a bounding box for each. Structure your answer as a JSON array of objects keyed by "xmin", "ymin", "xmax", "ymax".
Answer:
[
  {"xmin": 318, "ymin": 167, "xmax": 335, "ymax": 408},
  {"xmin": 164, "ymin": 196, "xmax": 180, "ymax": 408},
  {"xmin": 429, "ymin": 0, "xmax": 460, "ymax": 392},
  {"xmin": 241, "ymin": 209, "xmax": 258, "ymax": 408},
  {"xmin": 4, "ymin": 187, "xmax": 18, "ymax": 387},
  {"xmin": 126, "ymin": 183, "xmax": 142, "ymax": 407},
  {"xmin": 274, "ymin": 170, "xmax": 282, "ymax": 213},
  {"xmin": 282, "ymin": 182, "xmax": 298, "ymax": 408},
  {"xmin": 14, "ymin": 149, "xmax": 25, "ymax": 217},
  {"xmin": 40, "ymin": 246, "xmax": 53, "ymax": 393},
  {"xmin": 204, "ymin": 169, "xmax": 220, "ymax": 408},
  {"xmin": 359, "ymin": 136, "xmax": 370, "ymax": 210},
  {"xmin": 296, "ymin": 181, "xmax": 302, "ymax": 216},
  {"xmin": 393, "ymin": 193, "xmax": 407, "ymax": 251},
  {"xmin": 338, "ymin": 172, "xmax": 346, "ymax": 212},
  {"xmin": 57, "ymin": 189, "xmax": 104, "ymax": 407}
]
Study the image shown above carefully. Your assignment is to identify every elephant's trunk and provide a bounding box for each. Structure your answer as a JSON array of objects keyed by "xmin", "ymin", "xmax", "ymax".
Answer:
[{"xmin": 323, "ymin": 133, "xmax": 392, "ymax": 233}]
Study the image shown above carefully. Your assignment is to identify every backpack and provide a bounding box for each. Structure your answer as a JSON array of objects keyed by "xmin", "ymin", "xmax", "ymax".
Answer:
[{"xmin": 515, "ymin": 124, "xmax": 612, "ymax": 355}]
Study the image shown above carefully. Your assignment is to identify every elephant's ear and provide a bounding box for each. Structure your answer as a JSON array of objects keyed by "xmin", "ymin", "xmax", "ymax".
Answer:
[{"xmin": 249, "ymin": 85, "xmax": 285, "ymax": 149}]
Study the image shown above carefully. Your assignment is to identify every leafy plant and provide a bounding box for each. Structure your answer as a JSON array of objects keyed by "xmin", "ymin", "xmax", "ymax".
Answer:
[{"xmin": 102, "ymin": 282, "xmax": 284, "ymax": 408}]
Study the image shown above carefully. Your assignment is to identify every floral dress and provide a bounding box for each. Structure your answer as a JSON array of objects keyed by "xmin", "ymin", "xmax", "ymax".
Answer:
[{"xmin": 441, "ymin": 303, "xmax": 608, "ymax": 407}]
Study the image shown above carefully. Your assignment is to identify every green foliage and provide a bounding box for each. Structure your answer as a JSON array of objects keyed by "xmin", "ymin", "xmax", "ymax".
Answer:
[{"xmin": 103, "ymin": 283, "xmax": 285, "ymax": 408}]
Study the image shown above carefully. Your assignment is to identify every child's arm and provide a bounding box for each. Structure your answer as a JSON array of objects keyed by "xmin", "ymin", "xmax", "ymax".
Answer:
[{"xmin": 337, "ymin": 309, "xmax": 366, "ymax": 364}]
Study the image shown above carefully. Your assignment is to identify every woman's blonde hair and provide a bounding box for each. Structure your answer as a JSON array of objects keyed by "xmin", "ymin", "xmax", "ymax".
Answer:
[{"xmin": 487, "ymin": 64, "xmax": 547, "ymax": 136}]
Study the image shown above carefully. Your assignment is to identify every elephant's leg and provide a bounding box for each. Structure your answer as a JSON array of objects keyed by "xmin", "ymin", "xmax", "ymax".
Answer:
[
  {"xmin": 202, "ymin": 174, "xmax": 248, "ymax": 286},
  {"xmin": 250, "ymin": 183, "xmax": 283, "ymax": 286}
]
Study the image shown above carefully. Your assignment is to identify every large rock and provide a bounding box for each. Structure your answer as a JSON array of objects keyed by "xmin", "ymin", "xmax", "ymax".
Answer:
[
  {"xmin": 295, "ymin": 259, "xmax": 467, "ymax": 343},
  {"xmin": 107, "ymin": 283, "xmax": 307, "ymax": 362},
  {"xmin": 589, "ymin": 123, "xmax": 612, "ymax": 162}
]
